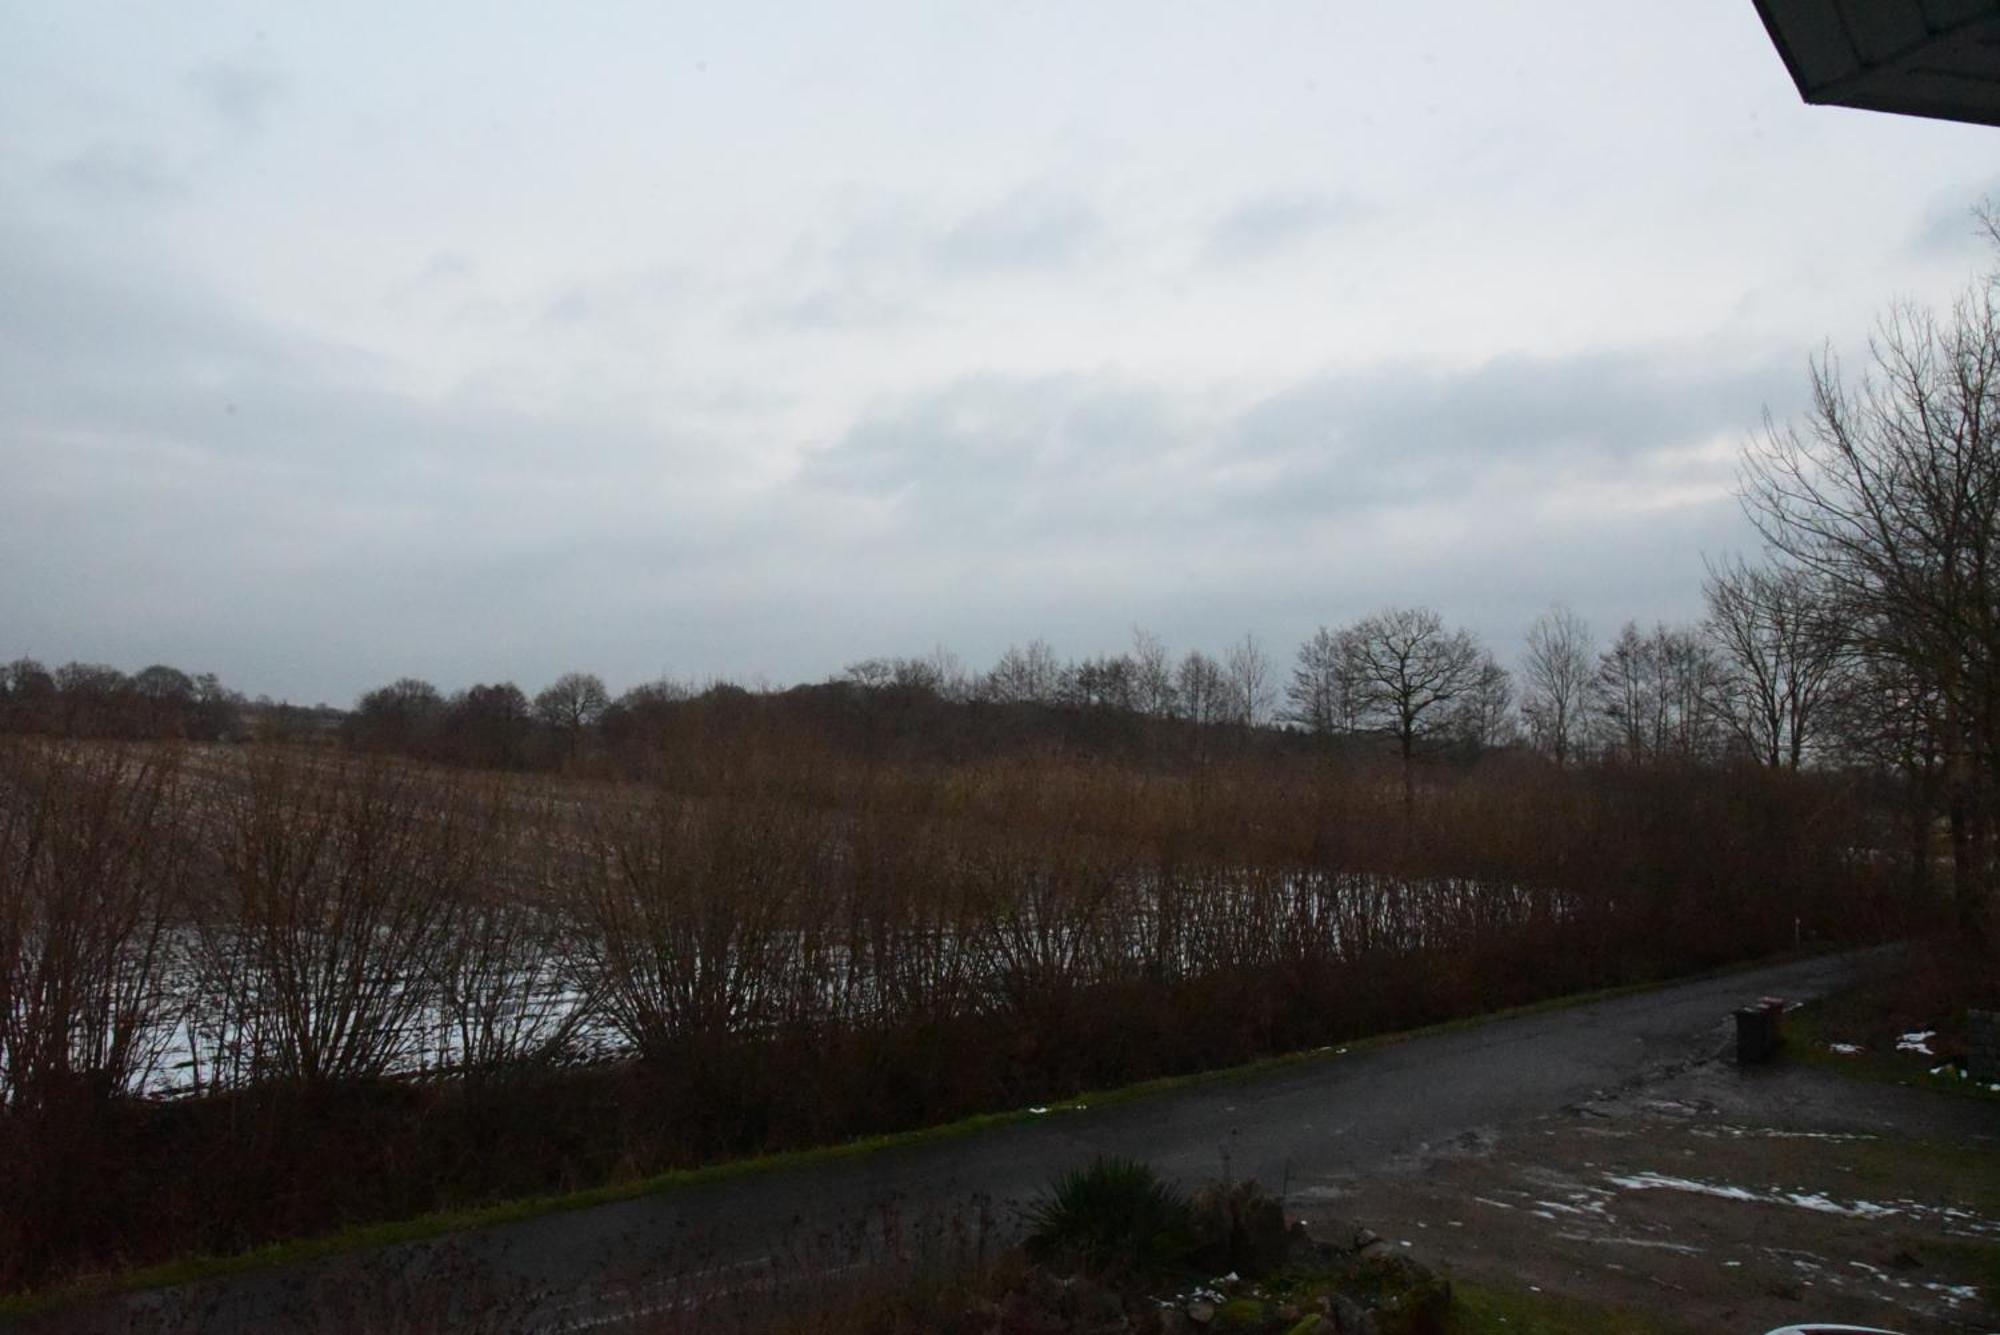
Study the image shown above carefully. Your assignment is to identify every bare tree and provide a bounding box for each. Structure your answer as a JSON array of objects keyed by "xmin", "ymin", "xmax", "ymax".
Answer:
[
  {"xmin": 1130, "ymin": 628, "xmax": 1178, "ymax": 718},
  {"xmin": 920, "ymin": 645, "xmax": 972, "ymax": 702},
  {"xmin": 1742, "ymin": 275, "xmax": 2000, "ymax": 940},
  {"xmin": 1175, "ymin": 650, "xmax": 1230, "ymax": 727},
  {"xmin": 1703, "ymin": 558, "xmax": 1847, "ymax": 769},
  {"xmin": 1286, "ymin": 626, "xmax": 1360, "ymax": 736},
  {"xmin": 0, "ymin": 661, "xmax": 55, "ymax": 734},
  {"xmin": 841, "ymin": 658, "xmax": 895, "ymax": 690},
  {"xmin": 1224, "ymin": 633, "xmax": 1277, "ymax": 727},
  {"xmin": 986, "ymin": 639, "xmax": 1062, "ymax": 705},
  {"xmin": 130, "ymin": 665, "xmax": 195, "ymax": 738},
  {"xmin": 1520, "ymin": 606, "xmax": 1592, "ymax": 767},
  {"xmin": 1591, "ymin": 622, "xmax": 1725, "ymax": 764},
  {"xmin": 1451, "ymin": 652, "xmax": 1516, "ymax": 751},
  {"xmin": 1343, "ymin": 607, "xmax": 1487, "ymax": 803},
  {"xmin": 442, "ymin": 682, "xmax": 534, "ymax": 770},
  {"xmin": 1060, "ymin": 654, "xmax": 1138, "ymax": 711},
  {"xmin": 348, "ymin": 677, "xmax": 446, "ymax": 755},
  {"xmin": 534, "ymin": 671, "xmax": 610, "ymax": 759},
  {"xmin": 52, "ymin": 663, "xmax": 128, "ymax": 737}
]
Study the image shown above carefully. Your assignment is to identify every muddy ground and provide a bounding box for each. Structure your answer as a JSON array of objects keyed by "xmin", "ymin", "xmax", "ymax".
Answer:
[{"xmin": 1296, "ymin": 1044, "xmax": 1999, "ymax": 1333}]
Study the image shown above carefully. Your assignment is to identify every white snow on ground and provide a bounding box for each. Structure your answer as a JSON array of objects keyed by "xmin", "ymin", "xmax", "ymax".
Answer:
[
  {"xmin": 1603, "ymin": 1173, "xmax": 2000, "ymax": 1236},
  {"xmin": 1689, "ymin": 1124, "xmax": 1875, "ymax": 1142},
  {"xmin": 1552, "ymin": 1231, "xmax": 1703, "ymax": 1254},
  {"xmin": 1896, "ymin": 1030, "xmax": 1935, "ymax": 1055},
  {"xmin": 1826, "ymin": 1042, "xmax": 1863, "ymax": 1055}
]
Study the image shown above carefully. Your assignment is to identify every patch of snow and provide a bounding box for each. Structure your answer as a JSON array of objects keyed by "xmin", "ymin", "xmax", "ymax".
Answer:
[
  {"xmin": 1783, "ymin": 1190, "xmax": 1899, "ymax": 1219},
  {"xmin": 1554, "ymin": 1231, "xmax": 1703, "ymax": 1254},
  {"xmin": 1896, "ymin": 1030, "xmax": 1935, "ymax": 1055},
  {"xmin": 1690, "ymin": 1124, "xmax": 1874, "ymax": 1142},
  {"xmin": 1608, "ymin": 1174, "xmax": 2000, "ymax": 1235},
  {"xmin": 1827, "ymin": 1042, "xmax": 1863, "ymax": 1055},
  {"xmin": 1533, "ymin": 1199, "xmax": 1599, "ymax": 1218},
  {"xmin": 1607, "ymin": 1173, "xmax": 1762, "ymax": 1206}
]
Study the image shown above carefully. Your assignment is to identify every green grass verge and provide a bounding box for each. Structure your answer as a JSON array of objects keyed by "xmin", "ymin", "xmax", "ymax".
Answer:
[
  {"xmin": 0, "ymin": 945, "xmax": 1853, "ymax": 1323},
  {"xmin": 1445, "ymin": 1279, "xmax": 1690, "ymax": 1335},
  {"xmin": 1787, "ymin": 1002, "xmax": 2000, "ymax": 1103}
]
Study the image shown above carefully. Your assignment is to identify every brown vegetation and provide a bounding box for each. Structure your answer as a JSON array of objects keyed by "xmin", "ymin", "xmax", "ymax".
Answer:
[{"xmin": 0, "ymin": 726, "xmax": 1915, "ymax": 1294}]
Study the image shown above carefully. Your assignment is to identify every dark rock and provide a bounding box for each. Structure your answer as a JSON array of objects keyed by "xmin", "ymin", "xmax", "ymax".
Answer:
[
  {"xmin": 999, "ymin": 1288, "xmax": 1071, "ymax": 1335},
  {"xmin": 1329, "ymin": 1293, "xmax": 1375, "ymax": 1335},
  {"xmin": 997, "ymin": 1267, "xmax": 1074, "ymax": 1335},
  {"xmin": 1190, "ymin": 1180, "xmax": 1293, "ymax": 1278},
  {"xmin": 1072, "ymin": 1276, "xmax": 1130, "ymax": 1333}
]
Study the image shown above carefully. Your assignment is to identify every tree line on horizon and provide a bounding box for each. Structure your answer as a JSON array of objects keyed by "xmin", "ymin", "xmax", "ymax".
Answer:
[{"xmin": 0, "ymin": 579, "xmax": 1849, "ymax": 781}]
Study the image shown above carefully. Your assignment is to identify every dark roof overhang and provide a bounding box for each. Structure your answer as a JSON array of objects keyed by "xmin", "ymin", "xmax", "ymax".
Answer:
[{"xmin": 1753, "ymin": 0, "xmax": 2000, "ymax": 127}]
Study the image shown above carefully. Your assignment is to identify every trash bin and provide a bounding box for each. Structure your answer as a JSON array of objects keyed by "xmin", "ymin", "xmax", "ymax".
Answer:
[{"xmin": 1735, "ymin": 998, "xmax": 1786, "ymax": 1065}]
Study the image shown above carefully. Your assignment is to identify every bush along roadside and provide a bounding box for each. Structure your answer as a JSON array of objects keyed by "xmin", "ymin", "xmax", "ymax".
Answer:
[{"xmin": 992, "ymin": 1161, "xmax": 1450, "ymax": 1334}]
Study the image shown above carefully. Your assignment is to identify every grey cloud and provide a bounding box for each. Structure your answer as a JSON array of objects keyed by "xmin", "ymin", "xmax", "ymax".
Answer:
[
  {"xmin": 383, "ymin": 252, "xmax": 477, "ymax": 311},
  {"xmin": 931, "ymin": 188, "xmax": 1100, "ymax": 275},
  {"xmin": 535, "ymin": 270, "xmax": 688, "ymax": 332},
  {"xmin": 782, "ymin": 353, "xmax": 1773, "ymax": 678},
  {"xmin": 1230, "ymin": 349, "xmax": 1802, "ymax": 514},
  {"xmin": 741, "ymin": 187, "xmax": 1096, "ymax": 332},
  {"xmin": 186, "ymin": 60, "xmax": 288, "ymax": 133},
  {"xmin": 800, "ymin": 373, "xmax": 1197, "ymax": 537},
  {"xmin": 0, "ymin": 227, "xmax": 750, "ymax": 702},
  {"xmin": 0, "ymin": 212, "xmax": 1805, "ymax": 707},
  {"xmin": 0, "ymin": 208, "xmax": 1783, "ymax": 704},
  {"xmin": 745, "ymin": 285, "xmax": 918, "ymax": 332},
  {"xmin": 802, "ymin": 349, "xmax": 1800, "ymax": 541},
  {"xmin": 48, "ymin": 142, "xmax": 186, "ymax": 202},
  {"xmin": 1203, "ymin": 191, "xmax": 1363, "ymax": 264}
]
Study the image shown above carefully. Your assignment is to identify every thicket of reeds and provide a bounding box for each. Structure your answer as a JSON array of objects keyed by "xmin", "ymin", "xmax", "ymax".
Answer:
[{"xmin": 0, "ymin": 735, "xmax": 1912, "ymax": 1290}]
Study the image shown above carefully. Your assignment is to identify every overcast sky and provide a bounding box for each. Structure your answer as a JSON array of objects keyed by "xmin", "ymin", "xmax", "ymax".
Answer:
[{"xmin": 4, "ymin": 3, "xmax": 1997, "ymax": 705}]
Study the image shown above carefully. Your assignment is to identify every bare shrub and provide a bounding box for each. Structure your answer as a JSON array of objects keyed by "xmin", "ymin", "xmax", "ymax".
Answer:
[
  {"xmin": 193, "ymin": 750, "xmax": 486, "ymax": 1088},
  {"xmin": 569, "ymin": 793, "xmax": 805, "ymax": 1063},
  {"xmin": 427, "ymin": 800, "xmax": 594, "ymax": 1079},
  {"xmin": 0, "ymin": 740, "xmax": 185, "ymax": 1109},
  {"xmin": 0, "ymin": 740, "xmax": 190, "ymax": 1287}
]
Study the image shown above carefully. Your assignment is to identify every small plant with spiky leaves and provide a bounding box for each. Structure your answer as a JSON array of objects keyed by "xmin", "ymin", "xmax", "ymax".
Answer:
[{"xmin": 1023, "ymin": 1156, "xmax": 1195, "ymax": 1278}]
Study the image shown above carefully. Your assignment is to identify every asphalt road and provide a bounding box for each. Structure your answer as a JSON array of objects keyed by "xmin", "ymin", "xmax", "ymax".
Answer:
[{"xmin": 42, "ymin": 948, "xmax": 1898, "ymax": 1334}]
